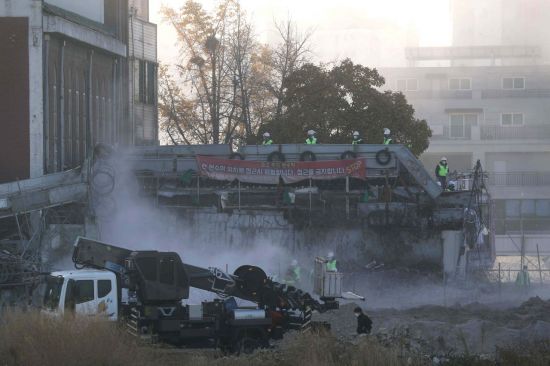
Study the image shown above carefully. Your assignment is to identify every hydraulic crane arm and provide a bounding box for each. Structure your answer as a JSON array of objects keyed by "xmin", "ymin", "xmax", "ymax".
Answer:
[{"xmin": 72, "ymin": 237, "xmax": 332, "ymax": 312}]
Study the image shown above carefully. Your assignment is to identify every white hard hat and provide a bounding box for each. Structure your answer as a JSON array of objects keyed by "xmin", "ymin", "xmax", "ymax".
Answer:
[
  {"xmin": 353, "ymin": 131, "xmax": 360, "ymax": 136},
  {"xmin": 263, "ymin": 132, "xmax": 270, "ymax": 138},
  {"xmin": 327, "ymin": 251, "xmax": 334, "ymax": 259},
  {"xmin": 383, "ymin": 128, "xmax": 391, "ymax": 135},
  {"xmin": 307, "ymin": 130, "xmax": 316, "ymax": 135},
  {"xmin": 291, "ymin": 259, "xmax": 298, "ymax": 266},
  {"xmin": 441, "ymin": 157, "xmax": 447, "ymax": 161}
]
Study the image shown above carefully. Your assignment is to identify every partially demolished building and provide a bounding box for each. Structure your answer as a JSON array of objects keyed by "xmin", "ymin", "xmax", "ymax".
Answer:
[{"xmin": 0, "ymin": 143, "xmax": 494, "ymax": 306}]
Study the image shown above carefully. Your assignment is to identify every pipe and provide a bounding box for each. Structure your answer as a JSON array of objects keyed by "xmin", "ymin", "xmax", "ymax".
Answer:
[
  {"xmin": 58, "ymin": 40, "xmax": 65, "ymax": 171},
  {"xmin": 43, "ymin": 34, "xmax": 50, "ymax": 173},
  {"xmin": 86, "ymin": 50, "xmax": 94, "ymax": 158}
]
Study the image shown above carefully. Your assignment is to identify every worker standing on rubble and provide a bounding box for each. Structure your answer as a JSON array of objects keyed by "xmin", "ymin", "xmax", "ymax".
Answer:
[
  {"xmin": 435, "ymin": 157, "xmax": 449, "ymax": 189},
  {"xmin": 354, "ymin": 306, "xmax": 372, "ymax": 335},
  {"xmin": 383, "ymin": 128, "xmax": 393, "ymax": 145},
  {"xmin": 284, "ymin": 259, "xmax": 301, "ymax": 286},
  {"xmin": 306, "ymin": 130, "xmax": 318, "ymax": 144},
  {"xmin": 326, "ymin": 251, "xmax": 337, "ymax": 272},
  {"xmin": 352, "ymin": 131, "xmax": 364, "ymax": 144},
  {"xmin": 262, "ymin": 132, "xmax": 273, "ymax": 145}
]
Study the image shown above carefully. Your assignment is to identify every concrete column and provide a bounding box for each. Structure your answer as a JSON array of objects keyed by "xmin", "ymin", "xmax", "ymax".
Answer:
[{"xmin": 29, "ymin": 0, "xmax": 44, "ymax": 178}]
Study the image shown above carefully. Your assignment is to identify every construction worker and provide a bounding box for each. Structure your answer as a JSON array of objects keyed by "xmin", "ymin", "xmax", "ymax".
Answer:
[
  {"xmin": 306, "ymin": 130, "xmax": 317, "ymax": 144},
  {"xmin": 383, "ymin": 128, "xmax": 393, "ymax": 145},
  {"xmin": 515, "ymin": 265, "xmax": 531, "ymax": 289},
  {"xmin": 352, "ymin": 131, "xmax": 364, "ymax": 144},
  {"xmin": 354, "ymin": 306, "xmax": 372, "ymax": 335},
  {"xmin": 284, "ymin": 259, "xmax": 301, "ymax": 286},
  {"xmin": 262, "ymin": 132, "xmax": 273, "ymax": 145},
  {"xmin": 435, "ymin": 157, "xmax": 449, "ymax": 189},
  {"xmin": 326, "ymin": 251, "xmax": 337, "ymax": 272}
]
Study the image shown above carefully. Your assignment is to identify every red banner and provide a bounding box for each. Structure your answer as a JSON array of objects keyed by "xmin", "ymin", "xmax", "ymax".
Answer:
[{"xmin": 196, "ymin": 156, "xmax": 366, "ymax": 184}]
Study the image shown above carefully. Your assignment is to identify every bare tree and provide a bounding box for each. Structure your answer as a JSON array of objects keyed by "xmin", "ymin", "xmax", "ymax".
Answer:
[
  {"xmin": 270, "ymin": 19, "xmax": 312, "ymax": 119},
  {"xmin": 159, "ymin": 2, "xmax": 313, "ymax": 145}
]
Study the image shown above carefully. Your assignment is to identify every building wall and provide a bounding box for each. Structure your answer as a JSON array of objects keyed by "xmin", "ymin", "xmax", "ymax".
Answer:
[
  {"xmin": 0, "ymin": 17, "xmax": 29, "ymax": 182},
  {"xmin": 45, "ymin": 0, "xmax": 104, "ymax": 23},
  {"xmin": 44, "ymin": 37, "xmax": 123, "ymax": 172},
  {"xmin": 129, "ymin": 11, "xmax": 158, "ymax": 146},
  {"xmin": 0, "ymin": 0, "xmax": 43, "ymax": 182},
  {"xmin": 381, "ymin": 63, "xmax": 550, "ymax": 250}
]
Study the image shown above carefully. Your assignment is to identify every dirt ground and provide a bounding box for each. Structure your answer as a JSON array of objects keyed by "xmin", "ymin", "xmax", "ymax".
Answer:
[{"xmin": 269, "ymin": 265, "xmax": 550, "ymax": 361}]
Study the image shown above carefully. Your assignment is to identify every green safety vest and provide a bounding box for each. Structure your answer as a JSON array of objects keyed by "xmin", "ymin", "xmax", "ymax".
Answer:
[
  {"xmin": 285, "ymin": 266, "xmax": 301, "ymax": 284},
  {"xmin": 437, "ymin": 164, "xmax": 449, "ymax": 177},
  {"xmin": 383, "ymin": 137, "xmax": 392, "ymax": 145},
  {"xmin": 263, "ymin": 139, "xmax": 273, "ymax": 145},
  {"xmin": 352, "ymin": 138, "xmax": 363, "ymax": 145},
  {"xmin": 326, "ymin": 259, "xmax": 337, "ymax": 272},
  {"xmin": 306, "ymin": 137, "xmax": 317, "ymax": 144}
]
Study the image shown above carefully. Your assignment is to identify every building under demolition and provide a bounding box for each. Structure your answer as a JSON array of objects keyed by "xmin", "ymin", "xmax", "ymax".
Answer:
[
  {"xmin": 0, "ymin": 0, "xmax": 158, "ymax": 183},
  {"xmin": 0, "ymin": 142, "xmax": 495, "ymax": 307}
]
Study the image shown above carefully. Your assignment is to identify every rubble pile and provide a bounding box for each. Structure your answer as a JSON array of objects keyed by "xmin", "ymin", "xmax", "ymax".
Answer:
[{"xmin": 312, "ymin": 297, "xmax": 550, "ymax": 357}]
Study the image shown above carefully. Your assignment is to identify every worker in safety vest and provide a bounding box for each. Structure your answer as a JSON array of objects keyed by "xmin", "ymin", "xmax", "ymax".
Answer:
[
  {"xmin": 306, "ymin": 130, "xmax": 318, "ymax": 144},
  {"xmin": 262, "ymin": 132, "xmax": 273, "ymax": 145},
  {"xmin": 515, "ymin": 265, "xmax": 531, "ymax": 288},
  {"xmin": 284, "ymin": 259, "xmax": 301, "ymax": 286},
  {"xmin": 352, "ymin": 131, "xmax": 364, "ymax": 144},
  {"xmin": 326, "ymin": 251, "xmax": 337, "ymax": 272},
  {"xmin": 435, "ymin": 157, "xmax": 449, "ymax": 189},
  {"xmin": 383, "ymin": 128, "xmax": 393, "ymax": 145}
]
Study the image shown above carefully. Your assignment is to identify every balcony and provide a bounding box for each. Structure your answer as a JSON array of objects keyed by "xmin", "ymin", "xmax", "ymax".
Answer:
[
  {"xmin": 482, "ymin": 89, "xmax": 550, "ymax": 99},
  {"xmin": 487, "ymin": 172, "xmax": 550, "ymax": 186},
  {"xmin": 430, "ymin": 125, "xmax": 472, "ymax": 140},
  {"xmin": 481, "ymin": 125, "xmax": 550, "ymax": 140}
]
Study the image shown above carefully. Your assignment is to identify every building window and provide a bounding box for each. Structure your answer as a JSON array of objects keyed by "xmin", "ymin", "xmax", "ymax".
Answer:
[
  {"xmin": 397, "ymin": 79, "xmax": 418, "ymax": 91},
  {"xmin": 134, "ymin": 60, "xmax": 156, "ymax": 105},
  {"xmin": 536, "ymin": 200, "xmax": 550, "ymax": 217},
  {"xmin": 449, "ymin": 114, "xmax": 476, "ymax": 138},
  {"xmin": 449, "ymin": 78, "xmax": 471, "ymax": 90},
  {"xmin": 502, "ymin": 77, "xmax": 525, "ymax": 89},
  {"xmin": 503, "ymin": 199, "xmax": 550, "ymax": 218},
  {"xmin": 501, "ymin": 113, "xmax": 524, "ymax": 126}
]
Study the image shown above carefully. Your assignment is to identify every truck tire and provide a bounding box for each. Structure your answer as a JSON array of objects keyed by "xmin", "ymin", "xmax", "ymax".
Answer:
[
  {"xmin": 340, "ymin": 150, "xmax": 357, "ymax": 160},
  {"xmin": 375, "ymin": 148, "xmax": 391, "ymax": 166},
  {"xmin": 300, "ymin": 151, "xmax": 317, "ymax": 161},
  {"xmin": 267, "ymin": 151, "xmax": 286, "ymax": 162},
  {"xmin": 229, "ymin": 152, "xmax": 244, "ymax": 160}
]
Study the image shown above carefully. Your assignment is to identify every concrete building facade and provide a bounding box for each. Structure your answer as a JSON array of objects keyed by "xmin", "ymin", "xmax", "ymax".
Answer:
[
  {"xmin": 0, "ymin": 0, "xmax": 158, "ymax": 182},
  {"xmin": 380, "ymin": 0, "xmax": 550, "ymax": 255}
]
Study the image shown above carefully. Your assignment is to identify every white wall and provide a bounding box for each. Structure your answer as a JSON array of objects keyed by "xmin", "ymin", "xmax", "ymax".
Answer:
[{"xmin": 45, "ymin": 0, "xmax": 104, "ymax": 24}]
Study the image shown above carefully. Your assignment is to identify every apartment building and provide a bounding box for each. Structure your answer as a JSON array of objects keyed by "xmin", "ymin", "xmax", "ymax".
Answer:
[{"xmin": 380, "ymin": 0, "xmax": 550, "ymax": 255}]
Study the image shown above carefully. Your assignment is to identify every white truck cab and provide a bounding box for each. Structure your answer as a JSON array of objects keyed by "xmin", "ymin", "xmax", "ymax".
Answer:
[{"xmin": 42, "ymin": 269, "xmax": 118, "ymax": 320}]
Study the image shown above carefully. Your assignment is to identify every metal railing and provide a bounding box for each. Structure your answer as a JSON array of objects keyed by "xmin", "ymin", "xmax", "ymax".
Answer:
[
  {"xmin": 430, "ymin": 124, "xmax": 472, "ymax": 140},
  {"xmin": 487, "ymin": 171, "xmax": 550, "ymax": 186},
  {"xmin": 480, "ymin": 125, "xmax": 550, "ymax": 140}
]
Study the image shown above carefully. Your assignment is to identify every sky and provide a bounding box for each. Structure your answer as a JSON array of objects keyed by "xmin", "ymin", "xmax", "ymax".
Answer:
[{"xmin": 149, "ymin": 0, "xmax": 452, "ymax": 68}]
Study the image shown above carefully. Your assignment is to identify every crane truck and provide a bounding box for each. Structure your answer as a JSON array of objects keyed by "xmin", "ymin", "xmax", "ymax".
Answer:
[{"xmin": 41, "ymin": 237, "xmax": 338, "ymax": 353}]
